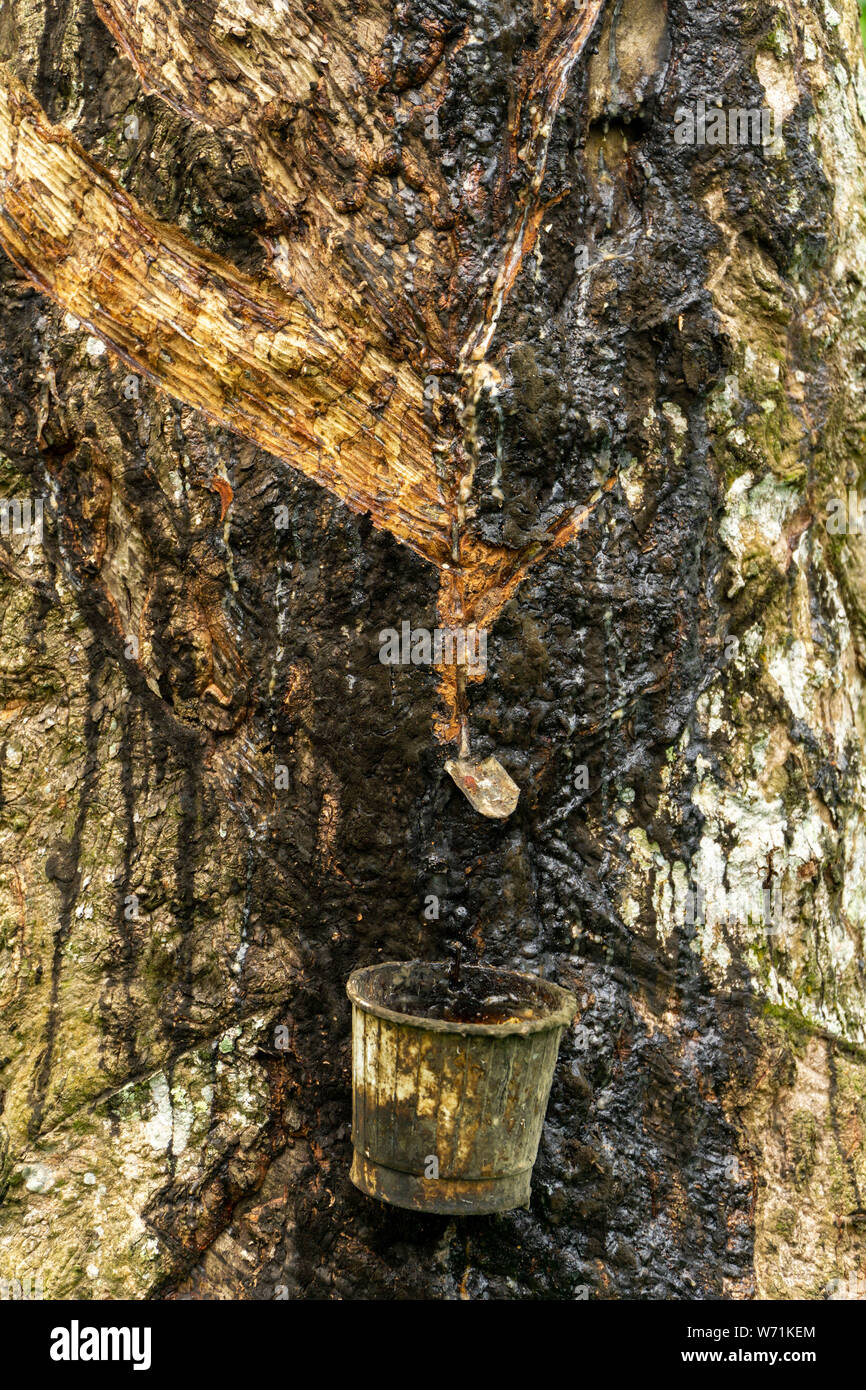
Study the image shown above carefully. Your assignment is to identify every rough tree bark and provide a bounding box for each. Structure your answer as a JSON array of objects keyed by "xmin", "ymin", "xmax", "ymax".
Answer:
[{"xmin": 0, "ymin": 0, "xmax": 865, "ymax": 1301}]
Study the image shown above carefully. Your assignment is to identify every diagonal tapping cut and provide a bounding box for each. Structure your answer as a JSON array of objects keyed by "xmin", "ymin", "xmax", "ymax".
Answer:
[
  {"xmin": 0, "ymin": 0, "xmax": 608, "ymax": 754},
  {"xmin": 93, "ymin": 0, "xmax": 460, "ymax": 361},
  {"xmin": 0, "ymin": 68, "xmax": 454, "ymax": 567}
]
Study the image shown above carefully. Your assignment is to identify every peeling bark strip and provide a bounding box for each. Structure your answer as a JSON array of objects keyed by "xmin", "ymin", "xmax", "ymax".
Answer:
[{"xmin": 0, "ymin": 65, "xmax": 452, "ymax": 566}]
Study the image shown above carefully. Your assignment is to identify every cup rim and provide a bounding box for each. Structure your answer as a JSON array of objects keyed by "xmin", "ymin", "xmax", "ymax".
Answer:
[{"xmin": 346, "ymin": 959, "xmax": 577, "ymax": 1036}]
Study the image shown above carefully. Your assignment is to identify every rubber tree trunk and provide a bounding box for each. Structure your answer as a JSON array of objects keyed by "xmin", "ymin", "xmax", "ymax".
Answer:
[{"xmin": 0, "ymin": 0, "xmax": 865, "ymax": 1301}]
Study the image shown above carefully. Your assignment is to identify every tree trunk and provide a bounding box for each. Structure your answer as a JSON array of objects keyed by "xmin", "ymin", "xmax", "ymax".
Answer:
[{"xmin": 0, "ymin": 0, "xmax": 865, "ymax": 1301}]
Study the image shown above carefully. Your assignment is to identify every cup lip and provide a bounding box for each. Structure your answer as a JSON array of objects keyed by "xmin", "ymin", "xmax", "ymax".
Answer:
[{"xmin": 346, "ymin": 960, "xmax": 577, "ymax": 1036}]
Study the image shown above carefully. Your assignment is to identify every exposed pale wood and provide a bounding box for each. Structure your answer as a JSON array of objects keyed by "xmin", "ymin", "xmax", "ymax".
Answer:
[
  {"xmin": 0, "ymin": 2, "xmax": 609, "ymax": 740},
  {"xmin": 0, "ymin": 66, "xmax": 453, "ymax": 566},
  {"xmin": 94, "ymin": 0, "xmax": 460, "ymax": 360}
]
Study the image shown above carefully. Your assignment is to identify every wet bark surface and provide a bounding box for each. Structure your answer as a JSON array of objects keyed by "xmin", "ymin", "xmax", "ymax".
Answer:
[{"xmin": 0, "ymin": 0, "xmax": 865, "ymax": 1300}]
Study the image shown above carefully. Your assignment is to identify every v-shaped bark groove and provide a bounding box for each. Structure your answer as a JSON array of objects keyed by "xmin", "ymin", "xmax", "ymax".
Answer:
[{"xmin": 0, "ymin": 0, "xmax": 607, "ymax": 743}]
